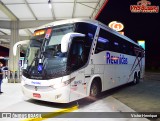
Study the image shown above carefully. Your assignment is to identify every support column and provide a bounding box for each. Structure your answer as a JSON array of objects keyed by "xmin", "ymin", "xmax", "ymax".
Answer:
[{"xmin": 8, "ymin": 21, "xmax": 20, "ymax": 83}]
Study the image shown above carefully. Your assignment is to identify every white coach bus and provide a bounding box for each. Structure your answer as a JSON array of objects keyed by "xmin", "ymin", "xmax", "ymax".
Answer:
[{"xmin": 20, "ymin": 18, "xmax": 145, "ymax": 103}]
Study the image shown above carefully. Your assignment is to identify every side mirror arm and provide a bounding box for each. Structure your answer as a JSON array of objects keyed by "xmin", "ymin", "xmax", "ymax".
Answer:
[{"xmin": 61, "ymin": 32, "xmax": 85, "ymax": 53}]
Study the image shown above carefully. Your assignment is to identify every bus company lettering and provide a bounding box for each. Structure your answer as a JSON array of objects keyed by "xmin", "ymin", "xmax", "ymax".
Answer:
[
  {"xmin": 31, "ymin": 81, "xmax": 41, "ymax": 85},
  {"xmin": 106, "ymin": 52, "xmax": 128, "ymax": 64}
]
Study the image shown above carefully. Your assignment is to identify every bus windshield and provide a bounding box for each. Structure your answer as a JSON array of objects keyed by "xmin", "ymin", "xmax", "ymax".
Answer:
[{"xmin": 23, "ymin": 22, "xmax": 97, "ymax": 79}]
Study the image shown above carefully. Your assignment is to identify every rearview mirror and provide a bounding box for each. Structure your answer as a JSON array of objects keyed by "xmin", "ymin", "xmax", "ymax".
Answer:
[
  {"xmin": 61, "ymin": 33, "xmax": 85, "ymax": 53},
  {"xmin": 13, "ymin": 40, "xmax": 30, "ymax": 56}
]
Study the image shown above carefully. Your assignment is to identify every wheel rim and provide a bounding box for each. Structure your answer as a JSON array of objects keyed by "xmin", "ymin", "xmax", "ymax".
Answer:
[{"xmin": 91, "ymin": 84, "xmax": 98, "ymax": 97}]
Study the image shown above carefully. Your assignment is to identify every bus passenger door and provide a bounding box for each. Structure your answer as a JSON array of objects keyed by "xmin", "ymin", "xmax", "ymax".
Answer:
[
  {"xmin": 70, "ymin": 69, "xmax": 86, "ymax": 102},
  {"xmin": 68, "ymin": 38, "xmax": 87, "ymax": 102}
]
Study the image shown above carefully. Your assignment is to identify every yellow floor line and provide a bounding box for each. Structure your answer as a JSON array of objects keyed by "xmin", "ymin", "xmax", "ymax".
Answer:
[{"xmin": 21, "ymin": 105, "xmax": 78, "ymax": 121}]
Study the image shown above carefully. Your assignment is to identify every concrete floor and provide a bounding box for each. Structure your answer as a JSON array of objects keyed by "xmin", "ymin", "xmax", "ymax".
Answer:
[
  {"xmin": 0, "ymin": 77, "xmax": 159, "ymax": 121},
  {"xmin": 0, "ymin": 83, "xmax": 150, "ymax": 121},
  {"xmin": 112, "ymin": 79, "xmax": 160, "ymax": 113}
]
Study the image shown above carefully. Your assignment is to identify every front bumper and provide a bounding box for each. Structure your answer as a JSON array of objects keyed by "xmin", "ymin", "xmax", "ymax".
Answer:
[{"xmin": 22, "ymin": 84, "xmax": 70, "ymax": 103}]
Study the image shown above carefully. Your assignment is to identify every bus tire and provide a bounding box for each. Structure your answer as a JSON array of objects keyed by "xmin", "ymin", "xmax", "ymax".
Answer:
[
  {"xmin": 132, "ymin": 74, "xmax": 139, "ymax": 85},
  {"xmin": 90, "ymin": 80, "xmax": 100, "ymax": 98}
]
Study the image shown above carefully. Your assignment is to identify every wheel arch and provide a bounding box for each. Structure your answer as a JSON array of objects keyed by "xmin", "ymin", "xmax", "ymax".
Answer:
[{"xmin": 87, "ymin": 74, "xmax": 102, "ymax": 96}]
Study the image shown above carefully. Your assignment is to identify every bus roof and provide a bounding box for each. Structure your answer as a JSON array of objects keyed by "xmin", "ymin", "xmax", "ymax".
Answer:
[
  {"xmin": 37, "ymin": 18, "xmax": 99, "ymax": 29},
  {"xmin": 37, "ymin": 18, "xmax": 139, "ymax": 46}
]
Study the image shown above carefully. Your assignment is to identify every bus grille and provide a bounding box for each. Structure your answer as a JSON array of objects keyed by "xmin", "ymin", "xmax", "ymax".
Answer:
[{"xmin": 24, "ymin": 84, "xmax": 54, "ymax": 92}]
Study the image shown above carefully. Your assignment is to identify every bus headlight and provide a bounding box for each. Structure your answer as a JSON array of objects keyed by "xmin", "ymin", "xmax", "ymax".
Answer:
[{"xmin": 51, "ymin": 77, "xmax": 75, "ymax": 89}]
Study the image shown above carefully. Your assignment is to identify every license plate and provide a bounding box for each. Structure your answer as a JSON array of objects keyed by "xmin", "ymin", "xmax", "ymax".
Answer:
[{"xmin": 33, "ymin": 93, "xmax": 41, "ymax": 98}]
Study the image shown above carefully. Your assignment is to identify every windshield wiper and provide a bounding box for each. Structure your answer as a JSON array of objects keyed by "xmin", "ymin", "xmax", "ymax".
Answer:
[
  {"xmin": 27, "ymin": 56, "xmax": 38, "ymax": 74},
  {"xmin": 27, "ymin": 38, "xmax": 48, "ymax": 75}
]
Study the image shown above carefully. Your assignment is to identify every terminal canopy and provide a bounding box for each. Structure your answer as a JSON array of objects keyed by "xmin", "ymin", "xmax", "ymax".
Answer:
[{"xmin": 0, "ymin": 0, "xmax": 107, "ymax": 44}]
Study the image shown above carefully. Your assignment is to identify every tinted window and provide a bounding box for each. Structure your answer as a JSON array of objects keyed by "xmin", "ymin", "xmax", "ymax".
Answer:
[
  {"xmin": 95, "ymin": 28, "xmax": 138, "ymax": 56},
  {"xmin": 95, "ymin": 29, "xmax": 110, "ymax": 54},
  {"xmin": 49, "ymin": 25, "xmax": 74, "ymax": 46},
  {"xmin": 68, "ymin": 38, "xmax": 86, "ymax": 71},
  {"xmin": 113, "ymin": 41, "xmax": 121, "ymax": 53},
  {"xmin": 75, "ymin": 22, "xmax": 97, "ymax": 60},
  {"xmin": 75, "ymin": 22, "xmax": 97, "ymax": 38}
]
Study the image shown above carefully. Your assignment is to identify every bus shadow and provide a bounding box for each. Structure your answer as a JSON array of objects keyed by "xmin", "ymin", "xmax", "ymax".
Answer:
[
  {"xmin": 26, "ymin": 82, "xmax": 133, "ymax": 109},
  {"xmin": 26, "ymin": 99, "xmax": 78, "ymax": 109},
  {"xmin": 77, "ymin": 82, "xmax": 132, "ymax": 108},
  {"xmin": 99, "ymin": 82, "xmax": 132, "ymax": 98}
]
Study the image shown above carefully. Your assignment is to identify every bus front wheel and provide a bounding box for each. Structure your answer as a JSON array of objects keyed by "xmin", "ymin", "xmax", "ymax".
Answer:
[{"xmin": 90, "ymin": 81, "xmax": 100, "ymax": 98}]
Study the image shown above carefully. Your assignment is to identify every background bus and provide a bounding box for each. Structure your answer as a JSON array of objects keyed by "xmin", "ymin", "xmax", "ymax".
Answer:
[{"xmin": 19, "ymin": 18, "xmax": 145, "ymax": 103}]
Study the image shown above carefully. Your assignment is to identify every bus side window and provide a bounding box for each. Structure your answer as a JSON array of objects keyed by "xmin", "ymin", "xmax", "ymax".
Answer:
[
  {"xmin": 95, "ymin": 37, "xmax": 110, "ymax": 54},
  {"xmin": 129, "ymin": 44, "xmax": 135, "ymax": 56},
  {"xmin": 118, "ymin": 38, "xmax": 126, "ymax": 54},
  {"xmin": 113, "ymin": 41, "xmax": 120, "ymax": 52},
  {"xmin": 95, "ymin": 29, "xmax": 110, "ymax": 54},
  {"xmin": 111, "ymin": 34, "xmax": 124, "ymax": 53},
  {"xmin": 69, "ymin": 38, "xmax": 86, "ymax": 70}
]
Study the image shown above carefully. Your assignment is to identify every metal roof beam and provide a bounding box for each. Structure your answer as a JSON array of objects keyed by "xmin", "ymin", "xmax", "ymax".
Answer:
[
  {"xmin": 5, "ymin": 2, "xmax": 98, "ymax": 5},
  {"xmin": 23, "ymin": 0, "xmax": 36, "ymax": 36},
  {"xmin": 24, "ymin": 0, "xmax": 37, "ymax": 20},
  {"xmin": 19, "ymin": 20, "xmax": 54, "ymax": 29},
  {"xmin": 0, "ymin": 30, "xmax": 8, "ymax": 35},
  {"xmin": 0, "ymin": 39, "xmax": 9, "ymax": 43},
  {"xmin": 72, "ymin": 0, "xmax": 77, "ymax": 18},
  {"xmin": 91, "ymin": 0, "xmax": 106, "ymax": 19},
  {"xmin": 0, "ymin": 43, "xmax": 10, "ymax": 48},
  {"xmin": 0, "ymin": 1, "xmax": 18, "ymax": 21},
  {"xmin": 50, "ymin": 0, "xmax": 56, "ymax": 20},
  {"xmin": 0, "ymin": 21, "xmax": 11, "ymax": 29},
  {"xmin": 91, "ymin": 0, "xmax": 101, "ymax": 18},
  {"xmin": 78, "ymin": 3, "xmax": 98, "ymax": 10},
  {"xmin": 24, "ymin": 29, "xmax": 33, "ymax": 36},
  {"xmin": 0, "ymin": 20, "xmax": 53, "ymax": 29},
  {"xmin": 0, "ymin": 35, "xmax": 30, "ymax": 40}
]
